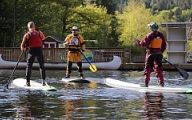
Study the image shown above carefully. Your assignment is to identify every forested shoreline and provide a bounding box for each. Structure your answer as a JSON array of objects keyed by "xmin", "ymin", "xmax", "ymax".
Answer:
[{"xmin": 0, "ymin": 0, "xmax": 192, "ymax": 48}]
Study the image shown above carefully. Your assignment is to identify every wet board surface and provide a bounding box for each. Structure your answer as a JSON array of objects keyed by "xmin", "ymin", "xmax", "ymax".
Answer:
[
  {"xmin": 61, "ymin": 77, "xmax": 91, "ymax": 83},
  {"xmin": 105, "ymin": 78, "xmax": 192, "ymax": 94},
  {"xmin": 12, "ymin": 78, "xmax": 57, "ymax": 91}
]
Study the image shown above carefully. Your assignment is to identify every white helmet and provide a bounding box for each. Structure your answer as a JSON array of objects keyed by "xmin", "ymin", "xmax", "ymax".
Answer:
[{"xmin": 72, "ymin": 26, "xmax": 78, "ymax": 30}]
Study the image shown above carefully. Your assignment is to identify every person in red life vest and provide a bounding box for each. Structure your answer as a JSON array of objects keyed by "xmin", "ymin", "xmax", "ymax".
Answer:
[
  {"xmin": 20, "ymin": 21, "xmax": 46, "ymax": 86},
  {"xmin": 64, "ymin": 26, "xmax": 85, "ymax": 79},
  {"xmin": 135, "ymin": 22, "xmax": 167, "ymax": 87}
]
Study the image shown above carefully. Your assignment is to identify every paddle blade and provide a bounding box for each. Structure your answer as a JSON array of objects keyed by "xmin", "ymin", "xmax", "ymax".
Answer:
[
  {"xmin": 177, "ymin": 67, "xmax": 189, "ymax": 80},
  {"xmin": 164, "ymin": 58, "xmax": 189, "ymax": 80},
  {"xmin": 89, "ymin": 65, "xmax": 97, "ymax": 72}
]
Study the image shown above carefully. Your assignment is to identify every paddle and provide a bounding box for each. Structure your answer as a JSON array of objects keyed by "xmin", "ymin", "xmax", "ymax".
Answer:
[
  {"xmin": 4, "ymin": 51, "xmax": 24, "ymax": 89},
  {"xmin": 163, "ymin": 58, "xmax": 189, "ymax": 80},
  {"xmin": 79, "ymin": 50, "xmax": 97, "ymax": 72}
]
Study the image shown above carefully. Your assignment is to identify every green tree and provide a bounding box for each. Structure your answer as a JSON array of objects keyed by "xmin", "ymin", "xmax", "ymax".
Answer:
[
  {"xmin": 118, "ymin": 1, "xmax": 152, "ymax": 46},
  {"xmin": 67, "ymin": 4, "xmax": 111, "ymax": 47},
  {"xmin": 94, "ymin": 0, "xmax": 118, "ymax": 14},
  {"xmin": 172, "ymin": 7, "xmax": 182, "ymax": 21},
  {"xmin": 118, "ymin": 0, "xmax": 167, "ymax": 47},
  {"xmin": 0, "ymin": 0, "xmax": 84, "ymax": 47},
  {"xmin": 182, "ymin": 9, "xmax": 192, "ymax": 21},
  {"xmin": 107, "ymin": 15, "xmax": 120, "ymax": 47},
  {"xmin": 158, "ymin": 10, "xmax": 174, "ymax": 22},
  {"xmin": 37, "ymin": 2, "xmax": 64, "ymax": 37},
  {"xmin": 0, "ymin": 0, "xmax": 15, "ymax": 47},
  {"xmin": 55, "ymin": 0, "xmax": 83, "ymax": 37},
  {"xmin": 86, "ymin": 0, "xmax": 128, "ymax": 14}
]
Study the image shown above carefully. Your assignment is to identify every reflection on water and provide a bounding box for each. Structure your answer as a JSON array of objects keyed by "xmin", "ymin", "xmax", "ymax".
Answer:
[
  {"xmin": 143, "ymin": 92, "xmax": 164, "ymax": 120},
  {"xmin": 0, "ymin": 70, "xmax": 192, "ymax": 119},
  {"xmin": 61, "ymin": 97, "xmax": 99, "ymax": 119},
  {"xmin": 15, "ymin": 92, "xmax": 45, "ymax": 119}
]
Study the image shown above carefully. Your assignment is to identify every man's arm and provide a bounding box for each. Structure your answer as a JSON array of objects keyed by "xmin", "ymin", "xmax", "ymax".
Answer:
[
  {"xmin": 63, "ymin": 36, "xmax": 69, "ymax": 48},
  {"xmin": 39, "ymin": 31, "xmax": 45, "ymax": 40},
  {"xmin": 20, "ymin": 33, "xmax": 29, "ymax": 51},
  {"xmin": 139, "ymin": 34, "xmax": 152, "ymax": 47},
  {"xmin": 135, "ymin": 32, "xmax": 152, "ymax": 48}
]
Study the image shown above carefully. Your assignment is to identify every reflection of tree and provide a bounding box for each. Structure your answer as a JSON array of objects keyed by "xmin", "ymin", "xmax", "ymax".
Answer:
[
  {"xmin": 143, "ymin": 92, "xmax": 164, "ymax": 120},
  {"xmin": 15, "ymin": 104, "xmax": 31, "ymax": 119},
  {"xmin": 64, "ymin": 99, "xmax": 77, "ymax": 119},
  {"xmin": 64, "ymin": 81, "xmax": 97, "ymax": 89},
  {"xmin": 14, "ymin": 81, "xmax": 98, "ymax": 119},
  {"xmin": 63, "ymin": 98, "xmax": 97, "ymax": 119},
  {"xmin": 15, "ymin": 91, "xmax": 46, "ymax": 119},
  {"xmin": 63, "ymin": 81, "xmax": 97, "ymax": 119}
]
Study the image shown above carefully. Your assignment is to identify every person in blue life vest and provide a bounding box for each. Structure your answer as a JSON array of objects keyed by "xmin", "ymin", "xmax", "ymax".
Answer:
[
  {"xmin": 135, "ymin": 22, "xmax": 167, "ymax": 87},
  {"xmin": 64, "ymin": 26, "xmax": 86, "ymax": 79},
  {"xmin": 20, "ymin": 21, "xmax": 46, "ymax": 86}
]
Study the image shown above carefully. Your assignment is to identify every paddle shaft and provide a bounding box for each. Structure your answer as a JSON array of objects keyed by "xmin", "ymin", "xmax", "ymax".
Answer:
[
  {"xmin": 163, "ymin": 58, "xmax": 189, "ymax": 80},
  {"xmin": 79, "ymin": 50, "xmax": 96, "ymax": 71},
  {"xmin": 5, "ymin": 51, "xmax": 24, "ymax": 89},
  {"xmin": 66, "ymin": 46, "xmax": 97, "ymax": 72}
]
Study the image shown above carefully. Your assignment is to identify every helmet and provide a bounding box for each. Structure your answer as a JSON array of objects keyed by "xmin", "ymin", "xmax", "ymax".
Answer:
[
  {"xmin": 148, "ymin": 22, "xmax": 158, "ymax": 31},
  {"xmin": 72, "ymin": 26, "xmax": 78, "ymax": 30}
]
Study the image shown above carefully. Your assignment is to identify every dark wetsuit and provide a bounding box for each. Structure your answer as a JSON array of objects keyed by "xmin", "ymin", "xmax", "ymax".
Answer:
[{"xmin": 25, "ymin": 30, "xmax": 46, "ymax": 82}]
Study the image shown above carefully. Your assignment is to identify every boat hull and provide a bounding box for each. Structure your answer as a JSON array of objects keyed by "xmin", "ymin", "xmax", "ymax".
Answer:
[{"xmin": 0, "ymin": 54, "xmax": 121, "ymax": 70}]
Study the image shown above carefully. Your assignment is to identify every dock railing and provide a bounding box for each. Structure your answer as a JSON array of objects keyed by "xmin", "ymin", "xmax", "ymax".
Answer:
[{"xmin": 0, "ymin": 47, "xmax": 132, "ymax": 62}]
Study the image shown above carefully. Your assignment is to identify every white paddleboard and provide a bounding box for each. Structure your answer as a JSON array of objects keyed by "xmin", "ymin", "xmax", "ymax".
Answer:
[
  {"xmin": 61, "ymin": 77, "xmax": 91, "ymax": 83},
  {"xmin": 12, "ymin": 78, "xmax": 57, "ymax": 91},
  {"xmin": 105, "ymin": 78, "xmax": 192, "ymax": 94}
]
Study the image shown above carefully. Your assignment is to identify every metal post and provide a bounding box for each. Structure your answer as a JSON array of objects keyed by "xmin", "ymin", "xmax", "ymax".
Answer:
[{"xmin": 13, "ymin": 0, "xmax": 16, "ymax": 47}]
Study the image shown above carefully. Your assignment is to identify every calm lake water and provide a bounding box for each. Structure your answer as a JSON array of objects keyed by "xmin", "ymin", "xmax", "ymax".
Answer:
[{"xmin": 0, "ymin": 69, "xmax": 192, "ymax": 119}]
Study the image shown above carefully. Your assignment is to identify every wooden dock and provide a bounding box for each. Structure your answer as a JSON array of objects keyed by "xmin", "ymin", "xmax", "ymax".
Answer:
[{"xmin": 120, "ymin": 63, "xmax": 192, "ymax": 71}]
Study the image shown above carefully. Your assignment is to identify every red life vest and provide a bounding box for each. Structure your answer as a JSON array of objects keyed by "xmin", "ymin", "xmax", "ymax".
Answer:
[{"xmin": 27, "ymin": 30, "xmax": 43, "ymax": 48}]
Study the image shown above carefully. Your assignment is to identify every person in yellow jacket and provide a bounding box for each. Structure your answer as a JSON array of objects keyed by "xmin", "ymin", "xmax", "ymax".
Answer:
[{"xmin": 64, "ymin": 26, "xmax": 85, "ymax": 78}]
